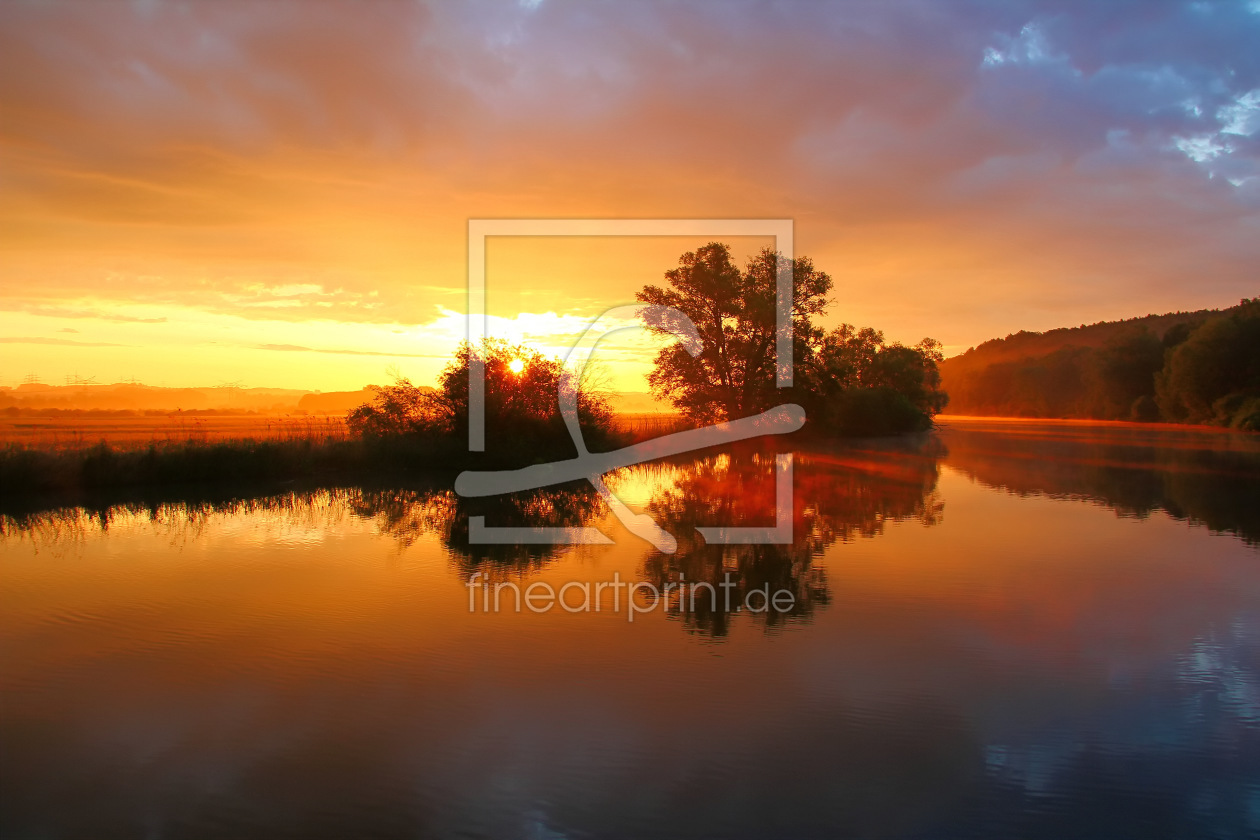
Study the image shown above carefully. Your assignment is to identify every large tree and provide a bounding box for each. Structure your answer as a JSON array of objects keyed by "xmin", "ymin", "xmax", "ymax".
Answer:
[{"xmin": 636, "ymin": 243, "xmax": 832, "ymax": 422}]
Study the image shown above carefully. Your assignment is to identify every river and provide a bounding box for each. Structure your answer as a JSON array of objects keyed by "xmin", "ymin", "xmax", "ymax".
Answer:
[{"xmin": 3, "ymin": 418, "xmax": 1259, "ymax": 838}]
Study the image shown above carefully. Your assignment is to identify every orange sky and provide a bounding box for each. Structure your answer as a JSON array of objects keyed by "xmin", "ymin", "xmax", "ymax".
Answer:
[{"xmin": 2, "ymin": 1, "xmax": 1259, "ymax": 392}]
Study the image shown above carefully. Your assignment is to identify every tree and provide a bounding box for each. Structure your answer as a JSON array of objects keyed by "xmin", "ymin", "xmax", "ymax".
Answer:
[
  {"xmin": 348, "ymin": 339, "xmax": 616, "ymax": 457},
  {"xmin": 347, "ymin": 377, "xmax": 440, "ymax": 437},
  {"xmin": 637, "ymin": 244, "xmax": 947, "ymax": 435},
  {"xmin": 636, "ymin": 243, "xmax": 832, "ymax": 422},
  {"xmin": 800, "ymin": 326, "xmax": 948, "ymax": 434},
  {"xmin": 1156, "ymin": 299, "xmax": 1260, "ymax": 427}
]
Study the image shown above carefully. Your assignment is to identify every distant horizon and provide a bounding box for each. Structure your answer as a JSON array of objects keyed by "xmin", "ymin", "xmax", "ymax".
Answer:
[
  {"xmin": 3, "ymin": 293, "xmax": 1251, "ymax": 395},
  {"xmin": 0, "ymin": 378, "xmax": 661, "ymax": 397}
]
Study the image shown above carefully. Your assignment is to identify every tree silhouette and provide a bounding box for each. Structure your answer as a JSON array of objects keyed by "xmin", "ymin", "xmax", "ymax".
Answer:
[
  {"xmin": 347, "ymin": 338, "xmax": 616, "ymax": 459},
  {"xmin": 801, "ymin": 325, "xmax": 948, "ymax": 434},
  {"xmin": 636, "ymin": 243, "xmax": 832, "ymax": 423},
  {"xmin": 637, "ymin": 243, "xmax": 946, "ymax": 434}
]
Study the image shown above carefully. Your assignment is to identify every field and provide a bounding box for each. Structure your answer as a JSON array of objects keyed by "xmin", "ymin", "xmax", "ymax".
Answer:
[
  {"xmin": 0, "ymin": 410, "xmax": 686, "ymax": 449},
  {"xmin": 0, "ymin": 411, "xmax": 350, "ymax": 448},
  {"xmin": 612, "ymin": 412, "xmax": 689, "ymax": 442}
]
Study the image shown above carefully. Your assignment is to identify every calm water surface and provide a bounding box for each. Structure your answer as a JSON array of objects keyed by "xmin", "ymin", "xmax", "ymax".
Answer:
[{"xmin": 3, "ymin": 419, "xmax": 1260, "ymax": 839}]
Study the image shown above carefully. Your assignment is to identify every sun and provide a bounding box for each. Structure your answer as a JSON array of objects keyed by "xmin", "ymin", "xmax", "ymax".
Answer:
[{"xmin": 508, "ymin": 358, "xmax": 525, "ymax": 375}]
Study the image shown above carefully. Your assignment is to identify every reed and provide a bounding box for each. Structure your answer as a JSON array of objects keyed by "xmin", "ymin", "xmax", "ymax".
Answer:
[{"xmin": 0, "ymin": 433, "xmax": 447, "ymax": 502}]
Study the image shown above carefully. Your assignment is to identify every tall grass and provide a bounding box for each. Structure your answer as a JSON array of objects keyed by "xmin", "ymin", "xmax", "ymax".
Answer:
[
  {"xmin": 0, "ymin": 411, "xmax": 729, "ymax": 513},
  {"xmin": 0, "ymin": 413, "xmax": 668, "ymax": 510},
  {"xmin": 613, "ymin": 412, "xmax": 688, "ymax": 442},
  {"xmin": 0, "ymin": 432, "xmax": 456, "ymax": 510}
]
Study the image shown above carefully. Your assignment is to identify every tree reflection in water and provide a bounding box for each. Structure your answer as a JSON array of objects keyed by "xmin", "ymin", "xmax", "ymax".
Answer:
[
  {"xmin": 351, "ymin": 482, "xmax": 604, "ymax": 577},
  {"xmin": 939, "ymin": 419, "xmax": 1260, "ymax": 545},
  {"xmin": 641, "ymin": 438, "xmax": 945, "ymax": 635},
  {"xmin": 0, "ymin": 437, "xmax": 949, "ymax": 637},
  {"xmin": 360, "ymin": 436, "xmax": 948, "ymax": 637}
]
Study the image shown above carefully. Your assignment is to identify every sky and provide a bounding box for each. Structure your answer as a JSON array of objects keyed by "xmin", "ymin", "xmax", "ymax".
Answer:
[{"xmin": 2, "ymin": 0, "xmax": 1259, "ymax": 392}]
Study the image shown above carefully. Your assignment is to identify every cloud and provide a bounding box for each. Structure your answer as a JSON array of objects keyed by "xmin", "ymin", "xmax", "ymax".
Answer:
[
  {"xmin": 983, "ymin": 23, "xmax": 1060, "ymax": 67},
  {"xmin": 0, "ymin": 0, "xmax": 1258, "ymax": 369},
  {"xmin": 0, "ymin": 337, "xmax": 128, "ymax": 347},
  {"xmin": 1219, "ymin": 88, "xmax": 1260, "ymax": 136},
  {"xmin": 254, "ymin": 343, "xmax": 449, "ymax": 359},
  {"xmin": 1174, "ymin": 134, "xmax": 1228, "ymax": 162},
  {"xmin": 16, "ymin": 305, "xmax": 169, "ymax": 324}
]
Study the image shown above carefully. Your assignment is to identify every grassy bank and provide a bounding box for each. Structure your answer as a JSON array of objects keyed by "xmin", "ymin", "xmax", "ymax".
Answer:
[
  {"xmin": 0, "ymin": 435, "xmax": 456, "ymax": 505},
  {"xmin": 0, "ymin": 408, "xmax": 935, "ymax": 514},
  {"xmin": 0, "ymin": 415, "xmax": 676, "ymax": 510}
]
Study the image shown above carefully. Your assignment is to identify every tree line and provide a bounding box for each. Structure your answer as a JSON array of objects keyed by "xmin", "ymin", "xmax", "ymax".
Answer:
[
  {"xmin": 941, "ymin": 298, "xmax": 1260, "ymax": 430},
  {"xmin": 348, "ymin": 243, "xmax": 948, "ymax": 459}
]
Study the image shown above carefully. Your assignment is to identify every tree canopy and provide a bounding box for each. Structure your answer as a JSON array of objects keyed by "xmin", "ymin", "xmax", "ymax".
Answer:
[
  {"xmin": 348, "ymin": 338, "xmax": 615, "ymax": 459},
  {"xmin": 799, "ymin": 325, "xmax": 948, "ymax": 435},
  {"xmin": 1157, "ymin": 298, "xmax": 1260, "ymax": 429},
  {"xmin": 638, "ymin": 243, "xmax": 947, "ymax": 435},
  {"xmin": 636, "ymin": 244, "xmax": 831, "ymax": 423}
]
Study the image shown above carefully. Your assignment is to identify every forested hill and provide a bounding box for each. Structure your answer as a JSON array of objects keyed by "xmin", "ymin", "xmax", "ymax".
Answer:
[
  {"xmin": 947, "ymin": 308, "xmax": 1216, "ymax": 367},
  {"xmin": 940, "ymin": 298, "xmax": 1260, "ymax": 430}
]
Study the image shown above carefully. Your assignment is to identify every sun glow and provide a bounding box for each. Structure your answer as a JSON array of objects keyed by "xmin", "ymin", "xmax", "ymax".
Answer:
[{"xmin": 508, "ymin": 358, "xmax": 526, "ymax": 375}]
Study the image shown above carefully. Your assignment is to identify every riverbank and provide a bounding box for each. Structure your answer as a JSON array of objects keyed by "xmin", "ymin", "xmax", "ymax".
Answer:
[
  {"xmin": 0, "ymin": 436, "xmax": 450, "ymax": 513},
  {"xmin": 934, "ymin": 414, "xmax": 1257, "ymax": 434},
  {"xmin": 0, "ymin": 415, "xmax": 690, "ymax": 511}
]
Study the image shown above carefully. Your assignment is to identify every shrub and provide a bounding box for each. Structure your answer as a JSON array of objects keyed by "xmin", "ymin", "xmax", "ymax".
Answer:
[
  {"xmin": 347, "ymin": 339, "xmax": 619, "ymax": 464},
  {"xmin": 823, "ymin": 387, "xmax": 930, "ymax": 437}
]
